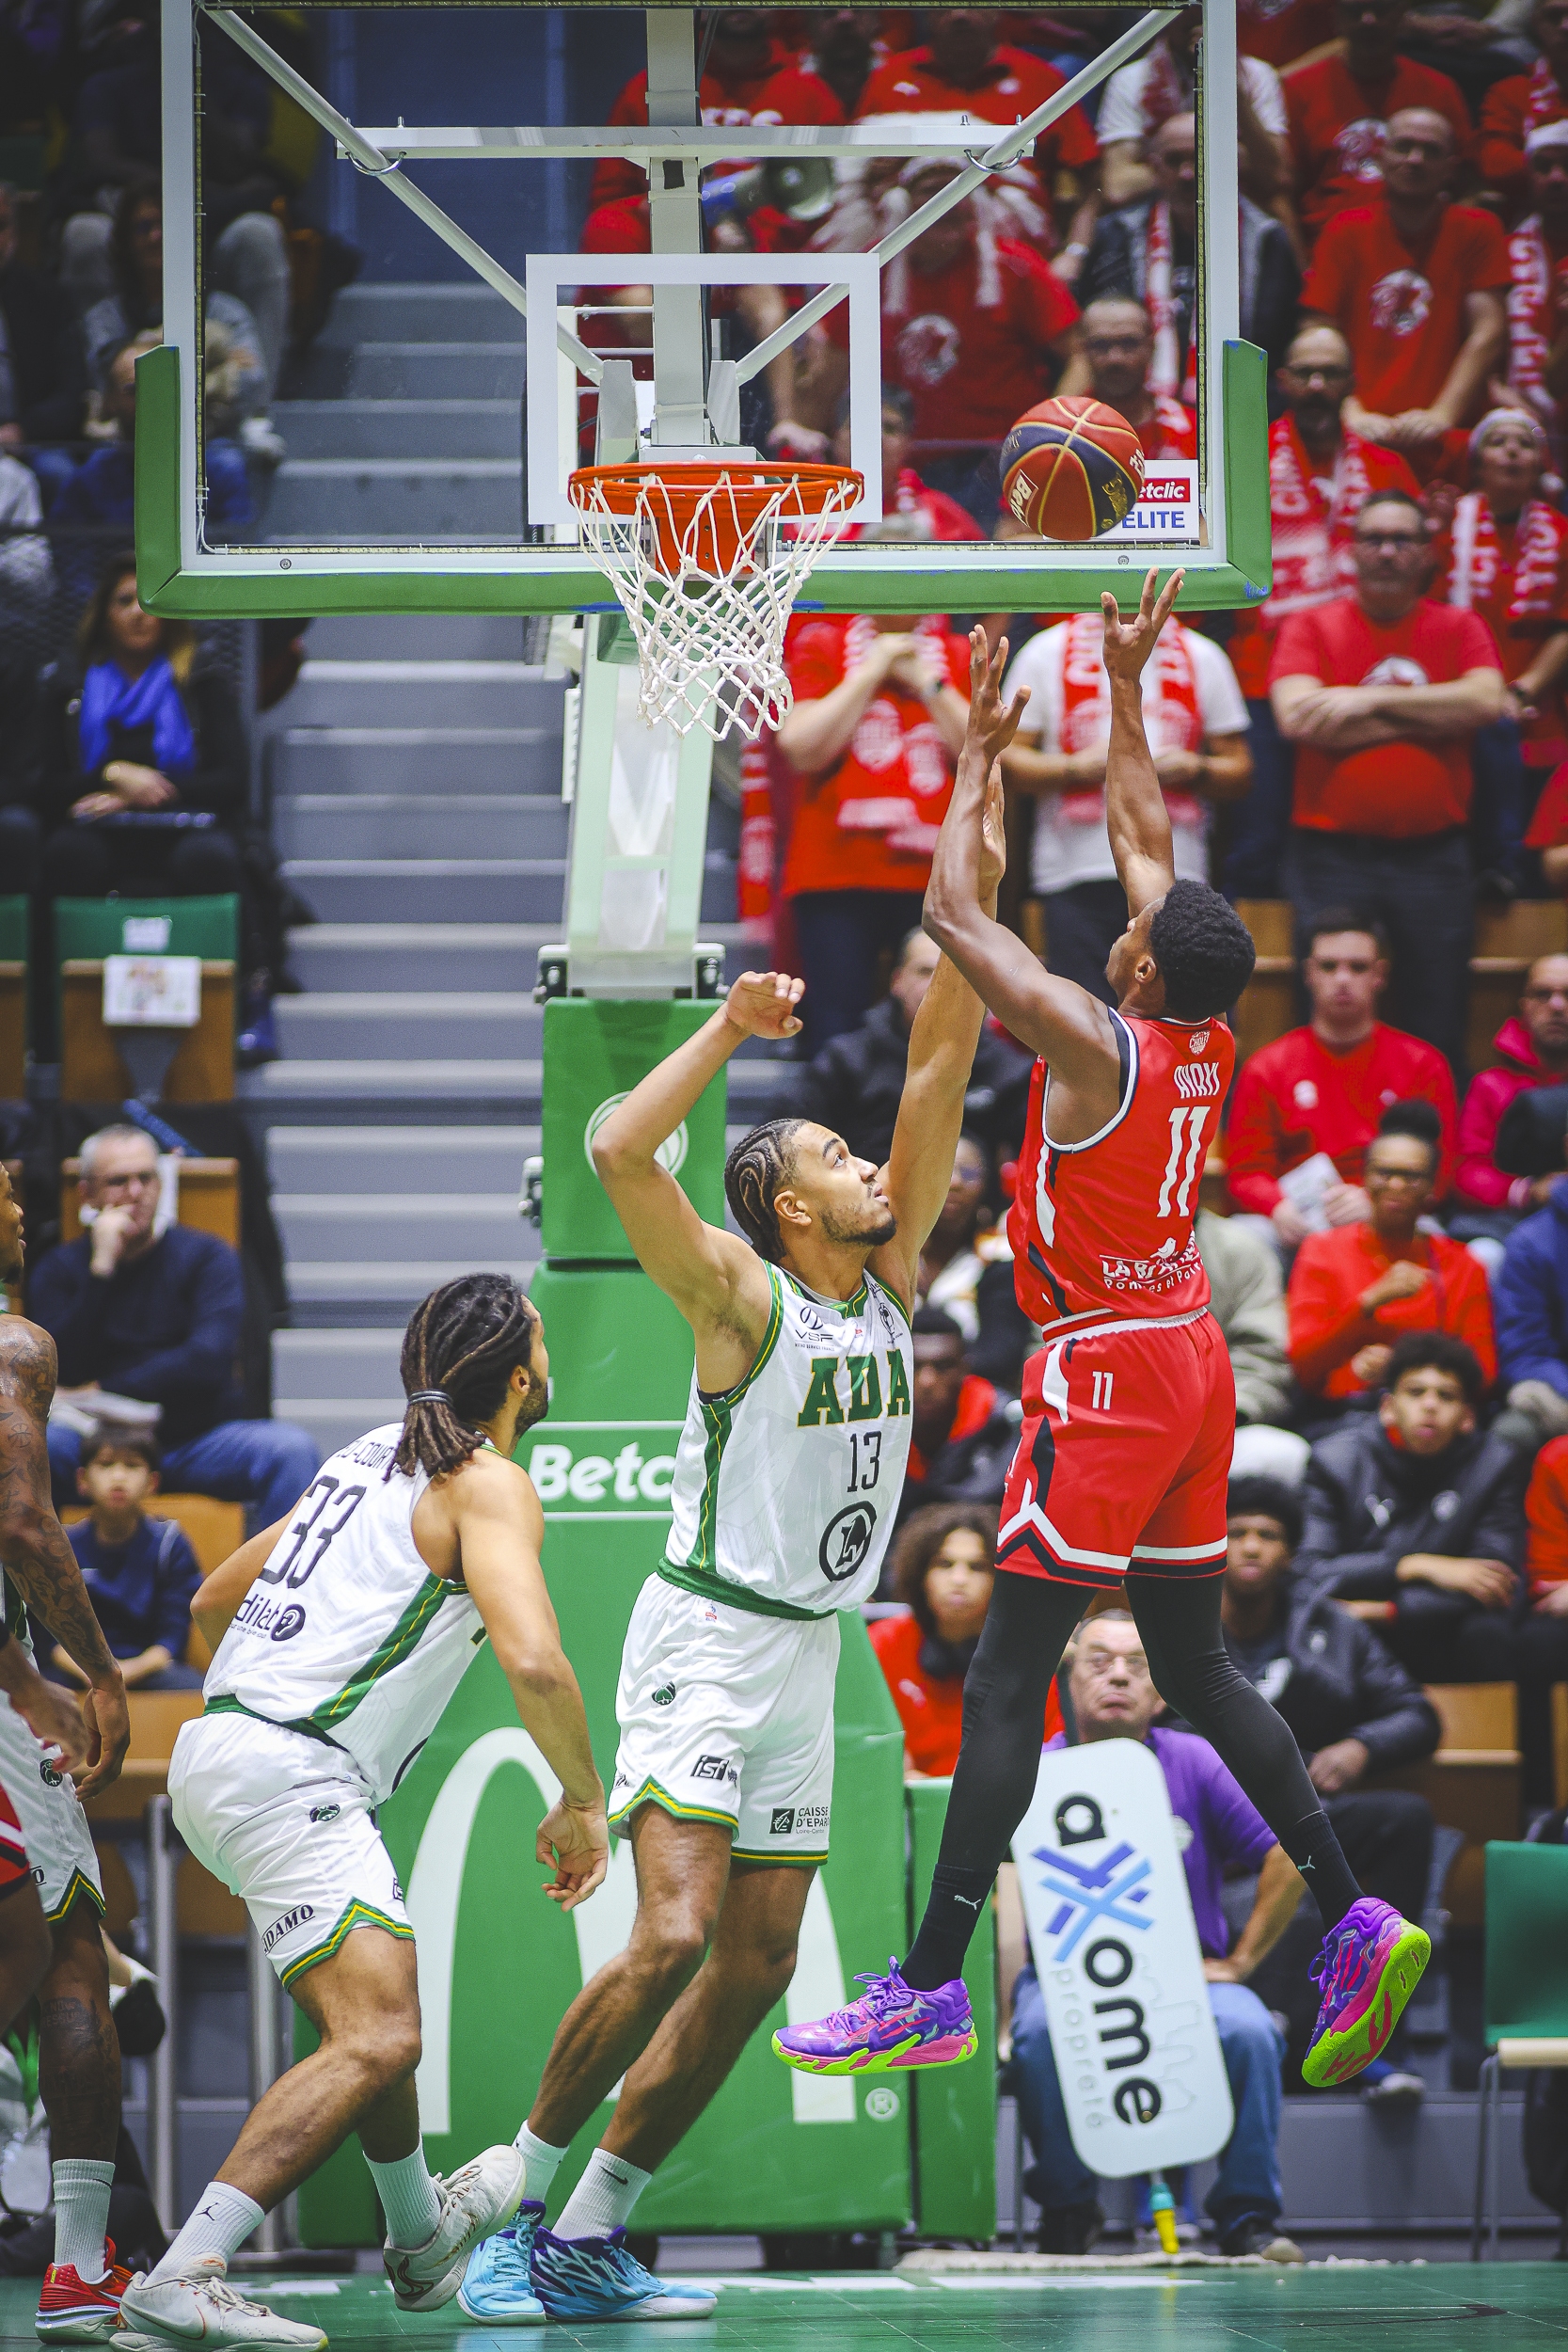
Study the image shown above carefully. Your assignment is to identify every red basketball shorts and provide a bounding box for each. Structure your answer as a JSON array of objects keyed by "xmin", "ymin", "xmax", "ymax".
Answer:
[
  {"xmin": 0, "ymin": 1783, "xmax": 31, "ymax": 1902},
  {"xmin": 996, "ymin": 1308, "xmax": 1234, "ymax": 1589}
]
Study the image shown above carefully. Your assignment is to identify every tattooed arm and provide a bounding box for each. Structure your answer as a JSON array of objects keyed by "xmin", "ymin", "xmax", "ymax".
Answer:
[{"xmin": 0, "ymin": 1322, "xmax": 128, "ymax": 1800}]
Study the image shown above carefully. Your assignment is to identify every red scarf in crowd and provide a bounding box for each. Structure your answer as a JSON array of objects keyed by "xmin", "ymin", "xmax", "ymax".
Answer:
[
  {"xmin": 1506, "ymin": 213, "xmax": 1568, "ymax": 438},
  {"xmin": 1260, "ymin": 415, "xmax": 1375, "ymax": 628},
  {"xmin": 833, "ymin": 613, "xmax": 955, "ymax": 853},
  {"xmin": 1528, "ymin": 56, "xmax": 1565, "ymax": 128},
  {"xmin": 1057, "ymin": 612, "xmax": 1203, "ymax": 825},
  {"xmin": 1445, "ymin": 490, "xmax": 1565, "ymax": 622},
  {"xmin": 1145, "ymin": 200, "xmax": 1198, "ymax": 405}
]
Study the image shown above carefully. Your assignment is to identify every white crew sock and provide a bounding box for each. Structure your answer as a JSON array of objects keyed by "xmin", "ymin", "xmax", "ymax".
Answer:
[
  {"xmin": 365, "ymin": 2148, "xmax": 443, "ymax": 2249},
  {"xmin": 147, "ymin": 2181, "xmax": 265, "ymax": 2283},
  {"xmin": 513, "ymin": 2124, "xmax": 566, "ymax": 2208},
  {"xmin": 553, "ymin": 2148, "xmax": 653, "ymax": 2242},
  {"xmin": 52, "ymin": 2159, "xmax": 115, "ymax": 2282}
]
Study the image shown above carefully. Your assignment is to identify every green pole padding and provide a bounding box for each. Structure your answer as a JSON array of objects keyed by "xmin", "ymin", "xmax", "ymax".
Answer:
[{"xmin": 906, "ymin": 1778, "xmax": 997, "ymax": 2241}]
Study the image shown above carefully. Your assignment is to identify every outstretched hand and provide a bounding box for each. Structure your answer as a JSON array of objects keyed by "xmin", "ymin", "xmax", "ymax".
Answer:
[
  {"xmin": 1101, "ymin": 566, "xmax": 1184, "ymax": 683},
  {"xmin": 965, "ymin": 624, "xmax": 1030, "ymax": 769},
  {"xmin": 723, "ymin": 970, "xmax": 804, "ymax": 1041},
  {"xmin": 977, "ymin": 762, "xmax": 1007, "ymax": 902}
]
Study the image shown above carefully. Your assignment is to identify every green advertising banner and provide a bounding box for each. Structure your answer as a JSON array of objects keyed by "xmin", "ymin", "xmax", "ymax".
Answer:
[{"xmin": 539, "ymin": 999, "xmax": 727, "ymax": 1263}]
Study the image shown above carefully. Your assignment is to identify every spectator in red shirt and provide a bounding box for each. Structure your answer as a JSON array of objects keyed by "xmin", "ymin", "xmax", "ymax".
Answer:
[
  {"xmin": 1069, "ymin": 297, "xmax": 1197, "ymax": 467},
  {"xmin": 1524, "ymin": 1431, "xmax": 1568, "ymax": 1609},
  {"xmin": 1288, "ymin": 1120, "xmax": 1497, "ymax": 1401},
  {"xmin": 1283, "ymin": 0, "xmax": 1472, "ymax": 244},
  {"xmin": 822, "ymin": 156, "xmax": 1077, "ymax": 526},
  {"xmin": 871, "ymin": 1502, "xmax": 998, "ymax": 1775},
  {"xmin": 1227, "ymin": 912, "xmax": 1459, "ymax": 1243},
  {"xmin": 854, "ymin": 8, "xmax": 1100, "ymax": 248},
  {"xmin": 1225, "ymin": 325, "xmax": 1420, "ymax": 896},
  {"xmin": 589, "ymin": 8, "xmax": 845, "ymax": 210},
  {"xmin": 777, "ymin": 611, "xmax": 971, "ymax": 1056},
  {"xmin": 1434, "ymin": 408, "xmax": 1568, "ymax": 887},
  {"xmin": 1501, "ymin": 123, "xmax": 1568, "ymax": 444},
  {"xmin": 1271, "ymin": 488, "xmax": 1506, "ymax": 1070},
  {"xmin": 1456, "ymin": 954, "xmax": 1568, "ymax": 1216},
  {"xmin": 1478, "ymin": 0, "xmax": 1568, "ymax": 211},
  {"xmin": 1301, "ymin": 111, "xmax": 1510, "ymax": 459},
  {"xmin": 1240, "ymin": 0, "xmax": 1339, "ymax": 70},
  {"xmin": 790, "ymin": 8, "xmax": 888, "ymax": 119},
  {"xmin": 1095, "ymin": 6, "xmax": 1292, "ymax": 224}
]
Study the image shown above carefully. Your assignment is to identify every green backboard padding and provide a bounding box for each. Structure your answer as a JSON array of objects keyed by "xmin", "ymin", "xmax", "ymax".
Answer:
[
  {"xmin": 540, "ymin": 999, "xmax": 728, "ymax": 1263},
  {"xmin": 907, "ymin": 1777, "xmax": 996, "ymax": 2242},
  {"xmin": 53, "ymin": 896, "xmax": 238, "ymax": 965},
  {"xmin": 1483, "ymin": 1841, "xmax": 1568, "ymax": 2045},
  {"xmin": 0, "ymin": 900, "xmax": 26, "ymax": 963}
]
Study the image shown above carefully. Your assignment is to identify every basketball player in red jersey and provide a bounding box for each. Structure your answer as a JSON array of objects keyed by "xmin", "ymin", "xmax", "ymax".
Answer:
[{"xmin": 776, "ymin": 573, "xmax": 1430, "ymax": 2093}]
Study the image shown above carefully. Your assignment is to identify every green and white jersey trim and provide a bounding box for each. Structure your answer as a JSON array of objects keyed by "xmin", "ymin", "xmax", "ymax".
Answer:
[
  {"xmin": 203, "ymin": 1423, "xmax": 484, "ymax": 1803},
  {"xmin": 663, "ymin": 1263, "xmax": 913, "ymax": 1613}
]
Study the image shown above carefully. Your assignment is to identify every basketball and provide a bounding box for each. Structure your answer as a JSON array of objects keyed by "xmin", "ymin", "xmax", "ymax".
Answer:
[{"xmin": 1000, "ymin": 395, "xmax": 1146, "ymax": 540}]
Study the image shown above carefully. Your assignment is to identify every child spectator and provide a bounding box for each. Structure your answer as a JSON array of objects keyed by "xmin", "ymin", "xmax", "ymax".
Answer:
[
  {"xmin": 1284, "ymin": 0, "xmax": 1472, "ymax": 244},
  {"xmin": 1226, "ymin": 912, "xmax": 1459, "ymax": 1243},
  {"xmin": 1287, "ymin": 1116, "xmax": 1495, "ymax": 1401},
  {"xmin": 1456, "ymin": 955, "xmax": 1568, "ymax": 1216},
  {"xmin": 871, "ymin": 1502, "xmax": 998, "ymax": 1774},
  {"xmin": 47, "ymin": 1432, "xmax": 201, "ymax": 1692},
  {"xmin": 1302, "ymin": 111, "xmax": 1510, "ymax": 458}
]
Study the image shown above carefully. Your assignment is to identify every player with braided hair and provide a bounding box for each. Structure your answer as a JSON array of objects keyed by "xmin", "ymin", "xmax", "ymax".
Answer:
[
  {"xmin": 118, "ymin": 1277, "xmax": 608, "ymax": 2352},
  {"xmin": 456, "ymin": 632, "xmax": 1005, "ymax": 2329}
]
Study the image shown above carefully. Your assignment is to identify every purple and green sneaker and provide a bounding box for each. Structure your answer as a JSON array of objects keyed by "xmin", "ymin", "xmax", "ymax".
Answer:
[
  {"xmin": 1302, "ymin": 1897, "xmax": 1431, "ymax": 2089},
  {"xmin": 771, "ymin": 1958, "xmax": 977, "ymax": 2075}
]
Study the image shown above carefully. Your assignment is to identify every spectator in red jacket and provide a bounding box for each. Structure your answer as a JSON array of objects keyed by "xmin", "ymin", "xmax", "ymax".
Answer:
[
  {"xmin": 1456, "ymin": 955, "xmax": 1568, "ymax": 1216},
  {"xmin": 1284, "ymin": 0, "xmax": 1472, "ymax": 245},
  {"xmin": 1225, "ymin": 324, "xmax": 1420, "ymax": 896},
  {"xmin": 821, "ymin": 157, "xmax": 1077, "ymax": 523},
  {"xmin": 1227, "ymin": 910, "xmax": 1459, "ymax": 1244},
  {"xmin": 1524, "ymin": 1431, "xmax": 1568, "ymax": 1611},
  {"xmin": 871, "ymin": 1502, "xmax": 998, "ymax": 1774},
  {"xmin": 589, "ymin": 9, "xmax": 845, "ymax": 209},
  {"xmin": 1270, "ymin": 489, "xmax": 1506, "ymax": 1072},
  {"xmin": 1301, "ymin": 110, "xmax": 1510, "ymax": 460},
  {"xmin": 1288, "ymin": 1120, "xmax": 1497, "ymax": 1402},
  {"xmin": 1477, "ymin": 0, "xmax": 1568, "ymax": 213}
]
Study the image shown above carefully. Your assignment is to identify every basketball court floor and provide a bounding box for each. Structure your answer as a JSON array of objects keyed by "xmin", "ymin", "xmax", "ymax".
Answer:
[{"xmin": 0, "ymin": 2266, "xmax": 1551, "ymax": 2351}]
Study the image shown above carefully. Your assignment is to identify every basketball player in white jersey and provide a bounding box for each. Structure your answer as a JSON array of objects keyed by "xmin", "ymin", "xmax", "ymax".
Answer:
[
  {"xmin": 112, "ymin": 1275, "xmax": 608, "ymax": 2352},
  {"xmin": 455, "ymin": 730, "xmax": 1007, "ymax": 2328}
]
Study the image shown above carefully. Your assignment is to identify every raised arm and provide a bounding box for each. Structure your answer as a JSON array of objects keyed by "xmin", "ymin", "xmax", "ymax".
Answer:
[
  {"xmin": 924, "ymin": 627, "xmax": 1120, "ymax": 1086},
  {"xmin": 589, "ymin": 977, "xmax": 791, "ymax": 1363},
  {"xmin": 0, "ymin": 1325, "xmax": 127, "ymax": 1800},
  {"xmin": 446, "ymin": 1454, "xmax": 607, "ymax": 1911},
  {"xmin": 1102, "ymin": 565, "xmax": 1184, "ymax": 914}
]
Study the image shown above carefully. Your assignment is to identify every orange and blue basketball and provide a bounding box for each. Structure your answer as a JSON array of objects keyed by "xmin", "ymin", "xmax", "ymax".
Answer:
[{"xmin": 1000, "ymin": 396, "xmax": 1145, "ymax": 540}]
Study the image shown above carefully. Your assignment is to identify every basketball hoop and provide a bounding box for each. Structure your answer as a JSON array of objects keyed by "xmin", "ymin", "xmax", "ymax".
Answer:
[{"xmin": 568, "ymin": 460, "xmax": 863, "ymax": 742}]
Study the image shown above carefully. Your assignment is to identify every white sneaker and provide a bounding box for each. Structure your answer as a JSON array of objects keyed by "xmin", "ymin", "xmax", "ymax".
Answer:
[
  {"xmin": 113, "ymin": 2257, "xmax": 326, "ymax": 2352},
  {"xmin": 383, "ymin": 2145, "xmax": 527, "ymax": 2312}
]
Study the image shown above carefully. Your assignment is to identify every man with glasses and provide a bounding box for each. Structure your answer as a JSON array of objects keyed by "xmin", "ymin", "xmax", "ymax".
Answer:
[
  {"xmin": 27, "ymin": 1125, "xmax": 318, "ymax": 1529},
  {"xmin": 1456, "ymin": 956, "xmax": 1568, "ymax": 1224},
  {"xmin": 1287, "ymin": 1120, "xmax": 1496, "ymax": 1408},
  {"xmin": 1271, "ymin": 488, "xmax": 1505, "ymax": 1071},
  {"xmin": 1224, "ymin": 326, "xmax": 1418, "ymax": 896},
  {"xmin": 1065, "ymin": 298, "xmax": 1197, "ymax": 465}
]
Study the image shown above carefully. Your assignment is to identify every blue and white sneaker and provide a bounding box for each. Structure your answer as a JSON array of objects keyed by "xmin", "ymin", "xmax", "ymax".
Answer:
[
  {"xmin": 456, "ymin": 2201, "xmax": 546, "ymax": 2324},
  {"xmin": 529, "ymin": 2225, "xmax": 718, "ymax": 2322}
]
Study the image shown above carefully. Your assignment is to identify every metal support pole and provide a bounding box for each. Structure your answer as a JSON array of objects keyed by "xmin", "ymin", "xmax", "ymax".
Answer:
[
  {"xmin": 146, "ymin": 1797, "xmax": 179, "ymax": 2234},
  {"xmin": 644, "ymin": 8, "xmax": 707, "ymax": 445},
  {"xmin": 245, "ymin": 1925, "xmax": 283, "ymax": 2254}
]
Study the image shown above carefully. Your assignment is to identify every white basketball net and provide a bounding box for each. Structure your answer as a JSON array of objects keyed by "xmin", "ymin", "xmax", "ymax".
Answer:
[{"xmin": 571, "ymin": 467, "xmax": 862, "ymax": 743}]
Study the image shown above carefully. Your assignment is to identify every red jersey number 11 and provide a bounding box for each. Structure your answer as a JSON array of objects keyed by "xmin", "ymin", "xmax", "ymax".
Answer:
[{"xmin": 1157, "ymin": 1107, "xmax": 1210, "ymax": 1220}]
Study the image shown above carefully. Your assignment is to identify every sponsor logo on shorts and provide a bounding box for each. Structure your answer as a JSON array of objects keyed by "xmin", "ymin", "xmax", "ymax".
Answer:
[
  {"xmin": 31, "ymin": 1867, "xmax": 42, "ymax": 1886},
  {"xmin": 392, "ymin": 1879, "xmax": 404, "ymax": 1901},
  {"xmin": 39, "ymin": 1762, "xmax": 61, "ymax": 1788},
  {"xmin": 818, "ymin": 1502, "xmax": 877, "ymax": 1583},
  {"xmin": 271, "ymin": 1605, "xmax": 307, "ymax": 1642},
  {"xmin": 262, "ymin": 1904, "xmax": 316, "ymax": 1952},
  {"xmin": 691, "ymin": 1753, "xmax": 738, "ymax": 1785},
  {"xmin": 309, "ymin": 1804, "xmax": 341, "ymax": 1824},
  {"xmin": 771, "ymin": 1809, "xmax": 796, "ymax": 1836},
  {"xmin": 613, "ymin": 1770, "xmax": 632, "ymax": 1788},
  {"xmin": 652, "ymin": 1683, "xmax": 676, "ymax": 1707}
]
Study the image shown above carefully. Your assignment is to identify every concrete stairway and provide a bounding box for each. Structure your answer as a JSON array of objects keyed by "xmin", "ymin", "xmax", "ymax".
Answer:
[{"xmin": 251, "ymin": 281, "xmax": 776, "ymax": 1440}]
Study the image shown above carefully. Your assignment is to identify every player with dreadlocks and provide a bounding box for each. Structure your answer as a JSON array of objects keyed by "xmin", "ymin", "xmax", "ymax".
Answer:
[{"xmin": 115, "ymin": 1276, "xmax": 607, "ymax": 2352}]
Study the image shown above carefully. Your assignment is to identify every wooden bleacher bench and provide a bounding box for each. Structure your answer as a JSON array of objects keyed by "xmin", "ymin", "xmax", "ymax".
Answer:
[
  {"xmin": 1230, "ymin": 898, "xmax": 1568, "ymax": 1078},
  {"xmin": 59, "ymin": 959, "xmax": 235, "ymax": 1103},
  {"xmin": 1383, "ymin": 1682, "xmax": 1522, "ymax": 1928},
  {"xmin": 82, "ymin": 1690, "xmax": 245, "ymax": 1938},
  {"xmin": 59, "ymin": 1158, "xmax": 240, "ymax": 1252}
]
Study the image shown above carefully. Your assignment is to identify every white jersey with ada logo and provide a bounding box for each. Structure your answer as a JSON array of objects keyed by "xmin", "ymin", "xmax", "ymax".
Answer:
[
  {"xmin": 662, "ymin": 1263, "xmax": 912, "ymax": 1613},
  {"xmin": 203, "ymin": 1424, "xmax": 484, "ymax": 1803}
]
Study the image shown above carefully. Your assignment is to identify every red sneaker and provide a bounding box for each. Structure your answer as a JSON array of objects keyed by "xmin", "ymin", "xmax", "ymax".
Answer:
[{"xmin": 36, "ymin": 2242, "xmax": 133, "ymax": 2343}]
